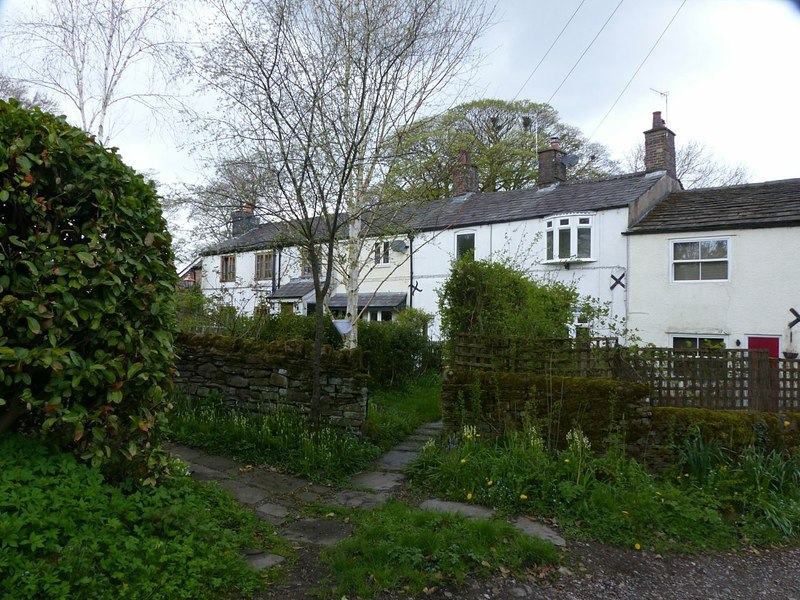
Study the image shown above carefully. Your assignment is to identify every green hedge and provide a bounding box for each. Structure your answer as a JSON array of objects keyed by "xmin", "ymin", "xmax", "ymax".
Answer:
[
  {"xmin": 442, "ymin": 370, "xmax": 650, "ymax": 451},
  {"xmin": 359, "ymin": 320, "xmax": 441, "ymax": 386}
]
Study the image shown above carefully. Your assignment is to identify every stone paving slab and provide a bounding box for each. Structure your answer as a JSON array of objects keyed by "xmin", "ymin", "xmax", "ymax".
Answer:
[
  {"xmin": 191, "ymin": 453, "xmax": 241, "ymax": 475},
  {"xmin": 375, "ymin": 450, "xmax": 418, "ymax": 472},
  {"xmin": 351, "ymin": 470, "xmax": 405, "ymax": 492},
  {"xmin": 281, "ymin": 518, "xmax": 354, "ymax": 547},
  {"xmin": 406, "ymin": 434, "xmax": 435, "ymax": 442},
  {"xmin": 246, "ymin": 553, "xmax": 286, "ymax": 570},
  {"xmin": 186, "ymin": 462, "xmax": 228, "ymax": 482},
  {"xmin": 511, "ymin": 516, "xmax": 566, "ymax": 547},
  {"xmin": 331, "ymin": 489, "xmax": 389, "ymax": 510},
  {"xmin": 166, "ymin": 444, "xmax": 207, "ymax": 463},
  {"xmin": 394, "ymin": 441, "xmax": 425, "ymax": 452},
  {"xmin": 419, "ymin": 499, "xmax": 495, "ymax": 519},
  {"xmin": 218, "ymin": 480, "xmax": 270, "ymax": 506},
  {"xmin": 242, "ymin": 470, "xmax": 309, "ymax": 495},
  {"xmin": 254, "ymin": 502, "xmax": 291, "ymax": 524}
]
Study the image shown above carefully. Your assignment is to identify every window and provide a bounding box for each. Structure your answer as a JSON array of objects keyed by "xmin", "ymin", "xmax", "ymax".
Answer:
[
  {"xmin": 254, "ymin": 251, "xmax": 274, "ymax": 281},
  {"xmin": 220, "ymin": 255, "xmax": 236, "ymax": 282},
  {"xmin": 671, "ymin": 238, "xmax": 729, "ymax": 281},
  {"xmin": 300, "ymin": 249, "xmax": 312, "ymax": 278},
  {"xmin": 545, "ymin": 214, "xmax": 593, "ymax": 261},
  {"xmin": 672, "ymin": 336, "xmax": 726, "ymax": 350},
  {"xmin": 374, "ymin": 241, "xmax": 390, "ymax": 265},
  {"xmin": 456, "ymin": 232, "xmax": 475, "ymax": 259},
  {"xmin": 254, "ymin": 304, "xmax": 271, "ymax": 317}
]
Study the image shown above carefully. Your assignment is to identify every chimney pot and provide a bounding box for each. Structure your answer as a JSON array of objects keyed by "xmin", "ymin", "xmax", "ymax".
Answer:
[{"xmin": 652, "ymin": 111, "xmax": 664, "ymax": 128}]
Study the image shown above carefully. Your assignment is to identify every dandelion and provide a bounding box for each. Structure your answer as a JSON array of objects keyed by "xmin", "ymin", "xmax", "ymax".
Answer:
[
  {"xmin": 564, "ymin": 458, "xmax": 570, "ymax": 464},
  {"xmin": 467, "ymin": 492, "xmax": 473, "ymax": 501},
  {"xmin": 622, "ymin": 510, "xmax": 629, "ymax": 515},
  {"xmin": 460, "ymin": 458, "xmax": 466, "ymax": 464},
  {"xmin": 634, "ymin": 543, "xmax": 641, "ymax": 551},
  {"xmin": 520, "ymin": 494, "xmax": 528, "ymax": 501},
  {"xmin": 785, "ymin": 420, "xmax": 792, "ymax": 427},
  {"xmin": 487, "ymin": 480, "xmax": 493, "ymax": 487}
]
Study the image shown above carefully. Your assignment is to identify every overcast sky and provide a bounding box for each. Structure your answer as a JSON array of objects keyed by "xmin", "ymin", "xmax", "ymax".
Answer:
[{"xmin": 2, "ymin": 0, "xmax": 800, "ymax": 186}]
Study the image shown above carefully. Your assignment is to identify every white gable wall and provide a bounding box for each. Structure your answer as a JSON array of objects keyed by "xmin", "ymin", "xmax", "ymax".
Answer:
[{"xmin": 627, "ymin": 226, "xmax": 800, "ymax": 353}]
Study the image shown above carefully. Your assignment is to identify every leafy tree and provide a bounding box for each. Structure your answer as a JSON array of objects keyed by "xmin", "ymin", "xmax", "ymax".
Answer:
[
  {"xmin": 623, "ymin": 140, "xmax": 750, "ymax": 189},
  {"xmin": 386, "ymin": 99, "xmax": 619, "ymax": 200},
  {"xmin": 185, "ymin": 0, "xmax": 491, "ymax": 421},
  {"xmin": 438, "ymin": 257, "xmax": 578, "ymax": 352},
  {"xmin": 0, "ymin": 100, "xmax": 177, "ymax": 486}
]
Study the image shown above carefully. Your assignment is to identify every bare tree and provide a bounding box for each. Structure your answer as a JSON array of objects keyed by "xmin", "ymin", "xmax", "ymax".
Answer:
[
  {"xmin": 623, "ymin": 140, "xmax": 750, "ymax": 189},
  {"xmin": 186, "ymin": 0, "xmax": 491, "ymax": 420},
  {"xmin": 0, "ymin": 0, "xmax": 180, "ymax": 144},
  {"xmin": 0, "ymin": 75, "xmax": 59, "ymax": 112}
]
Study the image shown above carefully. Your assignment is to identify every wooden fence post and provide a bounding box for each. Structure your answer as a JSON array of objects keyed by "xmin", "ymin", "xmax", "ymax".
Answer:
[{"xmin": 748, "ymin": 349, "xmax": 772, "ymax": 411}]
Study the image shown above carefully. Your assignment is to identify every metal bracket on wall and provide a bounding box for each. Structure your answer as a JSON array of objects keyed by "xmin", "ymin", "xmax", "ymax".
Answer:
[
  {"xmin": 410, "ymin": 281, "xmax": 422, "ymax": 295},
  {"xmin": 790, "ymin": 308, "xmax": 800, "ymax": 329},
  {"xmin": 610, "ymin": 272, "xmax": 626, "ymax": 290}
]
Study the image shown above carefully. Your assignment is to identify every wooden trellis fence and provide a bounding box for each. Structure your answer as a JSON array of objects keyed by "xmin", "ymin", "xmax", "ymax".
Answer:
[{"xmin": 452, "ymin": 334, "xmax": 800, "ymax": 412}]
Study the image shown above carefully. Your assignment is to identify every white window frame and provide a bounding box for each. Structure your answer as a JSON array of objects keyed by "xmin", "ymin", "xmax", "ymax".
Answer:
[
  {"xmin": 455, "ymin": 230, "xmax": 476, "ymax": 260},
  {"xmin": 670, "ymin": 334, "xmax": 727, "ymax": 351},
  {"xmin": 544, "ymin": 213, "xmax": 595, "ymax": 263},
  {"xmin": 254, "ymin": 251, "xmax": 274, "ymax": 281},
  {"xmin": 670, "ymin": 237, "xmax": 731, "ymax": 283}
]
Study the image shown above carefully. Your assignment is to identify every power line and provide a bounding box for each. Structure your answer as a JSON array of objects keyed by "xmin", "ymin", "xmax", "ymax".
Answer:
[
  {"xmin": 588, "ymin": 0, "xmax": 688, "ymax": 142},
  {"xmin": 547, "ymin": 0, "xmax": 625, "ymax": 105},
  {"xmin": 512, "ymin": 0, "xmax": 587, "ymax": 101}
]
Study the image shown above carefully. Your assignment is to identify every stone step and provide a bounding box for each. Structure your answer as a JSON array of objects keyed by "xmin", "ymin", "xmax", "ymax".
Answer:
[
  {"xmin": 351, "ymin": 470, "xmax": 406, "ymax": 492},
  {"xmin": 375, "ymin": 450, "xmax": 419, "ymax": 472}
]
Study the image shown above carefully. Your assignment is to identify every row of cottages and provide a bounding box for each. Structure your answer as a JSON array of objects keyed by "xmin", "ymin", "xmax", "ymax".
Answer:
[{"xmin": 197, "ymin": 111, "xmax": 800, "ymax": 355}]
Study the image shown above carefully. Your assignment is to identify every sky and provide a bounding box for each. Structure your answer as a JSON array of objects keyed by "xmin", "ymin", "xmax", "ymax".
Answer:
[{"xmin": 1, "ymin": 0, "xmax": 800, "ymax": 187}]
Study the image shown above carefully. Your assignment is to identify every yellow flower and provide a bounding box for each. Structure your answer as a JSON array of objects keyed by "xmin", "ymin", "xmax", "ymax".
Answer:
[
  {"xmin": 634, "ymin": 543, "xmax": 641, "ymax": 551},
  {"xmin": 476, "ymin": 434, "xmax": 481, "ymax": 438},
  {"xmin": 466, "ymin": 434, "xmax": 472, "ymax": 439},
  {"xmin": 467, "ymin": 492, "xmax": 473, "ymax": 501},
  {"xmin": 460, "ymin": 459, "xmax": 466, "ymax": 464},
  {"xmin": 622, "ymin": 510, "xmax": 629, "ymax": 515},
  {"xmin": 487, "ymin": 480, "xmax": 493, "ymax": 487},
  {"xmin": 520, "ymin": 494, "xmax": 528, "ymax": 501},
  {"xmin": 564, "ymin": 459, "xmax": 570, "ymax": 463},
  {"xmin": 785, "ymin": 420, "xmax": 791, "ymax": 427}
]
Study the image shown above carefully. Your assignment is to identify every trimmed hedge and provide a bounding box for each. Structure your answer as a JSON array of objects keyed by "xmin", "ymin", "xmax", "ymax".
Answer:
[
  {"xmin": 638, "ymin": 407, "xmax": 800, "ymax": 468},
  {"xmin": 442, "ymin": 370, "xmax": 651, "ymax": 451}
]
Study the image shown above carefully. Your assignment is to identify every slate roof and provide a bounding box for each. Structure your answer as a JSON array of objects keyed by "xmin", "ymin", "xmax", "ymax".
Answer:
[
  {"xmin": 269, "ymin": 279, "xmax": 316, "ymax": 299},
  {"xmin": 325, "ymin": 292, "xmax": 408, "ymax": 310},
  {"xmin": 201, "ymin": 171, "xmax": 667, "ymax": 255},
  {"xmin": 627, "ymin": 178, "xmax": 800, "ymax": 234},
  {"xmin": 409, "ymin": 171, "xmax": 666, "ymax": 232}
]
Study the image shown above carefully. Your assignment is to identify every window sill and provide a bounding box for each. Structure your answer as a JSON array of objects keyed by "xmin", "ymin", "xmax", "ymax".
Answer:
[{"xmin": 543, "ymin": 258, "xmax": 596, "ymax": 267}]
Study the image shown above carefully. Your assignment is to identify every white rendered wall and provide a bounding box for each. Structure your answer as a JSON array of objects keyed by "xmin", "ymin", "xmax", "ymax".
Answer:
[{"xmin": 627, "ymin": 227, "xmax": 800, "ymax": 353}]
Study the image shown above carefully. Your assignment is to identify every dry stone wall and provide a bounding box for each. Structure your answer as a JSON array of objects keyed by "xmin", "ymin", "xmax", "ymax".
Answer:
[{"xmin": 174, "ymin": 333, "xmax": 368, "ymax": 431}]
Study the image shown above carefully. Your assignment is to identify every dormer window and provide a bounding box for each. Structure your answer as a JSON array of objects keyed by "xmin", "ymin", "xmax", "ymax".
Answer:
[{"xmin": 545, "ymin": 214, "xmax": 594, "ymax": 262}]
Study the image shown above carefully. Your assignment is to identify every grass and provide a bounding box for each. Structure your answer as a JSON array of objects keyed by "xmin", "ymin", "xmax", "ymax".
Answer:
[
  {"xmin": 407, "ymin": 424, "xmax": 800, "ymax": 552},
  {"xmin": 167, "ymin": 375, "xmax": 442, "ymax": 482},
  {"xmin": 167, "ymin": 393, "xmax": 381, "ymax": 484},
  {"xmin": 0, "ymin": 433, "xmax": 291, "ymax": 599},
  {"xmin": 365, "ymin": 373, "xmax": 442, "ymax": 450},
  {"xmin": 320, "ymin": 500, "xmax": 559, "ymax": 598}
]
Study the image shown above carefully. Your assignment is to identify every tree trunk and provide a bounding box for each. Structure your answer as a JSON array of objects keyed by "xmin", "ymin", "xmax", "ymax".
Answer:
[
  {"xmin": 345, "ymin": 216, "xmax": 361, "ymax": 349},
  {"xmin": 310, "ymin": 289, "xmax": 325, "ymax": 428}
]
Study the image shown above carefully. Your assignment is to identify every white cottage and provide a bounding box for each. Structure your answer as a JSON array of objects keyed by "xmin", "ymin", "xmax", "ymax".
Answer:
[
  {"xmin": 199, "ymin": 112, "xmax": 683, "ymax": 339},
  {"xmin": 626, "ymin": 178, "xmax": 800, "ymax": 357}
]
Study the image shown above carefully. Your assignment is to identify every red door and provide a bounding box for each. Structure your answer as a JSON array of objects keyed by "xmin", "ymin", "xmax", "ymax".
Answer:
[
  {"xmin": 748, "ymin": 336, "xmax": 780, "ymax": 358},
  {"xmin": 748, "ymin": 336, "xmax": 780, "ymax": 410}
]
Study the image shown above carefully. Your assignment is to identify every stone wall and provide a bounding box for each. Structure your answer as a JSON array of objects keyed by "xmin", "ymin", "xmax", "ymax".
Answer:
[
  {"xmin": 174, "ymin": 332, "xmax": 369, "ymax": 431},
  {"xmin": 442, "ymin": 369, "xmax": 652, "ymax": 455}
]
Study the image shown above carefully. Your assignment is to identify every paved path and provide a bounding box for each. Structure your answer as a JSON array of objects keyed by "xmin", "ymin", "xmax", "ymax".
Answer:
[{"xmin": 167, "ymin": 420, "xmax": 564, "ymax": 573}]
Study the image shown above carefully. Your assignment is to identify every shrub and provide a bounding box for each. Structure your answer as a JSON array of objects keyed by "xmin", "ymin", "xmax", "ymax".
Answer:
[
  {"xmin": 438, "ymin": 257, "xmax": 577, "ymax": 355},
  {"xmin": 0, "ymin": 100, "xmax": 176, "ymax": 485},
  {"xmin": 0, "ymin": 433, "xmax": 287, "ymax": 599},
  {"xmin": 359, "ymin": 309, "xmax": 439, "ymax": 385}
]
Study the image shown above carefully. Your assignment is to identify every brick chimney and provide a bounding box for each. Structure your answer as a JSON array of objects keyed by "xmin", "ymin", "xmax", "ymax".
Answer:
[
  {"xmin": 231, "ymin": 202, "xmax": 259, "ymax": 236},
  {"xmin": 537, "ymin": 137, "xmax": 567, "ymax": 187},
  {"xmin": 452, "ymin": 150, "xmax": 479, "ymax": 195},
  {"xmin": 644, "ymin": 111, "xmax": 676, "ymax": 179}
]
